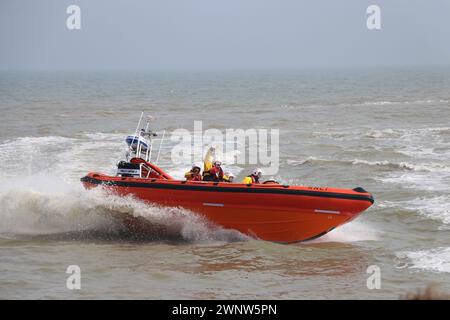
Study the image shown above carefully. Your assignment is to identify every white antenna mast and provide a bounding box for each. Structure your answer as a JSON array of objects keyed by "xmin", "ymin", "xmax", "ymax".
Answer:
[
  {"xmin": 145, "ymin": 115, "xmax": 154, "ymax": 161},
  {"xmin": 155, "ymin": 130, "xmax": 166, "ymax": 165}
]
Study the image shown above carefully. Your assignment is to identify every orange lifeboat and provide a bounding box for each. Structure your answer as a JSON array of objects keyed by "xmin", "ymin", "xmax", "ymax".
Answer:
[{"xmin": 81, "ymin": 160, "xmax": 374, "ymax": 243}]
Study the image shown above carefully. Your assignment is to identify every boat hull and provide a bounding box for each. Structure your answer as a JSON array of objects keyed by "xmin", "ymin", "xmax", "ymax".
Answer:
[{"xmin": 81, "ymin": 173, "xmax": 374, "ymax": 243}]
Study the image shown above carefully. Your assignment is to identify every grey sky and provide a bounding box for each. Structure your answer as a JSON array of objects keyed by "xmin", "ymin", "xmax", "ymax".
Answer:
[{"xmin": 1, "ymin": 0, "xmax": 449, "ymax": 70}]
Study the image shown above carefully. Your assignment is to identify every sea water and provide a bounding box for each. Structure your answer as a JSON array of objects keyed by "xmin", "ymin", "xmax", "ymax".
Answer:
[{"xmin": 0, "ymin": 68, "xmax": 449, "ymax": 299}]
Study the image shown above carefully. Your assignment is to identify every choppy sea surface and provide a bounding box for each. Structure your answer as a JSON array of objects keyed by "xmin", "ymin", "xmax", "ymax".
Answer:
[{"xmin": 0, "ymin": 68, "xmax": 449, "ymax": 299}]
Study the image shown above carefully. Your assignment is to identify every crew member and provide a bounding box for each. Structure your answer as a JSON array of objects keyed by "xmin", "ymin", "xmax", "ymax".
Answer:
[
  {"xmin": 223, "ymin": 171, "xmax": 235, "ymax": 183},
  {"xmin": 185, "ymin": 163, "xmax": 202, "ymax": 181},
  {"xmin": 241, "ymin": 168, "xmax": 262, "ymax": 184},
  {"xmin": 203, "ymin": 160, "xmax": 224, "ymax": 182}
]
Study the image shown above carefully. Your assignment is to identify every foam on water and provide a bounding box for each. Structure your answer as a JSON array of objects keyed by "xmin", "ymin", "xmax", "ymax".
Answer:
[
  {"xmin": 361, "ymin": 99, "xmax": 450, "ymax": 106},
  {"xmin": 0, "ymin": 134, "xmax": 123, "ymax": 181},
  {"xmin": 397, "ymin": 247, "xmax": 450, "ymax": 273},
  {"xmin": 0, "ymin": 135, "xmax": 249, "ymax": 243},
  {"xmin": 383, "ymin": 196, "xmax": 450, "ymax": 228},
  {"xmin": 309, "ymin": 221, "xmax": 380, "ymax": 243},
  {"xmin": 409, "ymin": 196, "xmax": 450, "ymax": 228},
  {"xmin": 288, "ymin": 157, "xmax": 450, "ymax": 173},
  {"xmin": 314, "ymin": 126, "xmax": 450, "ymax": 146},
  {"xmin": 378, "ymin": 171, "xmax": 450, "ymax": 192},
  {"xmin": 0, "ymin": 174, "xmax": 248, "ymax": 243},
  {"xmin": 281, "ymin": 99, "xmax": 450, "ymax": 110}
]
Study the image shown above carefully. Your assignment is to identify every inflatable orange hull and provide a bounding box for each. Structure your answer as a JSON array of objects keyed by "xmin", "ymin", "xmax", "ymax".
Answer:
[{"xmin": 81, "ymin": 173, "xmax": 373, "ymax": 243}]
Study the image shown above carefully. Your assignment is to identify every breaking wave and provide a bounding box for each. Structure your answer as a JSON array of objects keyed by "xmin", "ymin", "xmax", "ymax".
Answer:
[
  {"xmin": 280, "ymin": 99, "xmax": 450, "ymax": 110},
  {"xmin": 361, "ymin": 99, "xmax": 449, "ymax": 106},
  {"xmin": 365, "ymin": 127, "xmax": 450, "ymax": 139},
  {"xmin": 396, "ymin": 247, "xmax": 450, "ymax": 273},
  {"xmin": 311, "ymin": 126, "xmax": 450, "ymax": 144},
  {"xmin": 287, "ymin": 157, "xmax": 449, "ymax": 173},
  {"xmin": 378, "ymin": 171, "xmax": 450, "ymax": 192},
  {"xmin": 380, "ymin": 196, "xmax": 450, "ymax": 228}
]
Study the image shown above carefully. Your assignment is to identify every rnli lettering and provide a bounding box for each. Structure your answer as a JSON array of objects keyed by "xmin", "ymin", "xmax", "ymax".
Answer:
[{"xmin": 307, "ymin": 186, "xmax": 328, "ymax": 191}]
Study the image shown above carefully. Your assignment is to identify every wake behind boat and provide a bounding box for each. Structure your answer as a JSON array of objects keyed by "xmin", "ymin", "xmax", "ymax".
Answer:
[{"xmin": 81, "ymin": 115, "xmax": 374, "ymax": 243}]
